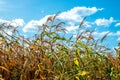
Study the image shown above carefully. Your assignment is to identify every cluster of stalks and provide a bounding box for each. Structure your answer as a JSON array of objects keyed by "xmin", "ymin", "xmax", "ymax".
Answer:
[{"xmin": 0, "ymin": 15, "xmax": 120, "ymax": 80}]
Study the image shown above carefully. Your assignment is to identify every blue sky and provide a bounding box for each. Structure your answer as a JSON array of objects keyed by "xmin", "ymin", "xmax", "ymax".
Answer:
[{"xmin": 0, "ymin": 0, "xmax": 120, "ymax": 50}]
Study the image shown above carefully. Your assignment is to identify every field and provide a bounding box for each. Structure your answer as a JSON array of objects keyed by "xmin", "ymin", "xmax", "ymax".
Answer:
[{"xmin": 0, "ymin": 15, "xmax": 120, "ymax": 80}]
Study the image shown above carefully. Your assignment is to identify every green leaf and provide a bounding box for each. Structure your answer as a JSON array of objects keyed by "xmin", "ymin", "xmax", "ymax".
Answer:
[{"xmin": 118, "ymin": 42, "xmax": 120, "ymax": 47}]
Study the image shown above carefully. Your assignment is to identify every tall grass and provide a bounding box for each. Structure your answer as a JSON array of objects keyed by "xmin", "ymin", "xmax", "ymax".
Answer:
[{"xmin": 0, "ymin": 15, "xmax": 120, "ymax": 80}]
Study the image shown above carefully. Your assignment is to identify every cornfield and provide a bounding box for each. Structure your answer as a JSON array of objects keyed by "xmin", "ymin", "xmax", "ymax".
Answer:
[{"xmin": 0, "ymin": 15, "xmax": 120, "ymax": 80}]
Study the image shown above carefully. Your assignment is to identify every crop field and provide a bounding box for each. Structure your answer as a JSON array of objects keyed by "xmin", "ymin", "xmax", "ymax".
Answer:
[{"xmin": 0, "ymin": 15, "xmax": 120, "ymax": 80}]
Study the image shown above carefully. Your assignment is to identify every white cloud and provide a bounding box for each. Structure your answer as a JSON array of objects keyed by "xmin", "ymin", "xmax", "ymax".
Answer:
[
  {"xmin": 6, "ymin": 30, "xmax": 13, "ymax": 35},
  {"xmin": 115, "ymin": 31, "xmax": 120, "ymax": 36},
  {"xmin": 65, "ymin": 22, "xmax": 91, "ymax": 34},
  {"xmin": 58, "ymin": 6, "xmax": 103, "ymax": 22},
  {"xmin": 117, "ymin": 37, "xmax": 120, "ymax": 41},
  {"xmin": 11, "ymin": 19, "xmax": 25, "ymax": 26},
  {"xmin": 115, "ymin": 23, "xmax": 120, "ymax": 27},
  {"xmin": 83, "ymin": 21, "xmax": 92, "ymax": 28},
  {"xmin": 58, "ymin": 6, "xmax": 102, "ymax": 32},
  {"xmin": 0, "ymin": 18, "xmax": 25, "ymax": 35},
  {"xmin": 93, "ymin": 31, "xmax": 110, "ymax": 39},
  {"xmin": 66, "ymin": 25, "xmax": 78, "ymax": 32},
  {"xmin": 22, "ymin": 15, "xmax": 51, "ymax": 32},
  {"xmin": 94, "ymin": 17, "xmax": 115, "ymax": 27},
  {"xmin": 109, "ymin": 31, "xmax": 120, "ymax": 36},
  {"xmin": 0, "ymin": 19, "xmax": 10, "ymax": 23},
  {"xmin": 22, "ymin": 20, "xmax": 39, "ymax": 32},
  {"xmin": 0, "ymin": 19, "xmax": 25, "ymax": 27},
  {"xmin": 9, "ymin": 19, "xmax": 25, "ymax": 28},
  {"xmin": 23, "ymin": 6, "xmax": 102, "ymax": 32},
  {"xmin": 85, "ymin": 31, "xmax": 120, "ymax": 40}
]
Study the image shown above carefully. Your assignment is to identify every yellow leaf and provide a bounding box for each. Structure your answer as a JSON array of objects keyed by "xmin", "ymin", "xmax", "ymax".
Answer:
[
  {"xmin": 38, "ymin": 64, "xmax": 42, "ymax": 72},
  {"xmin": 74, "ymin": 58, "xmax": 79, "ymax": 66},
  {"xmin": 0, "ymin": 40, "xmax": 3, "ymax": 44},
  {"xmin": 77, "ymin": 49, "xmax": 80, "ymax": 55},
  {"xmin": 75, "ymin": 76, "xmax": 80, "ymax": 80},
  {"xmin": 30, "ymin": 45, "xmax": 35, "ymax": 49},
  {"xmin": 81, "ymin": 71, "xmax": 88, "ymax": 76}
]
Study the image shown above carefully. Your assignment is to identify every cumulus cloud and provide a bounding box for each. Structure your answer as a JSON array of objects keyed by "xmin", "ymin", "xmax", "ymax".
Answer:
[
  {"xmin": 109, "ymin": 31, "xmax": 120, "ymax": 36},
  {"xmin": 22, "ymin": 15, "xmax": 51, "ymax": 32},
  {"xmin": 115, "ymin": 23, "xmax": 120, "ymax": 27},
  {"xmin": 94, "ymin": 17, "xmax": 115, "ymax": 27},
  {"xmin": 11, "ymin": 19, "xmax": 25, "ymax": 26},
  {"xmin": 115, "ymin": 31, "xmax": 120, "ymax": 36},
  {"xmin": 0, "ymin": 19, "xmax": 9, "ymax": 23},
  {"xmin": 23, "ymin": 6, "xmax": 102, "ymax": 32},
  {"xmin": 0, "ymin": 19, "xmax": 25, "ymax": 27},
  {"xmin": 83, "ymin": 21, "xmax": 92, "ymax": 28},
  {"xmin": 58, "ymin": 6, "xmax": 103, "ymax": 22},
  {"xmin": 92, "ymin": 31, "xmax": 120, "ymax": 39},
  {"xmin": 0, "ymin": 19, "xmax": 25, "ymax": 35},
  {"xmin": 65, "ymin": 25, "xmax": 78, "ymax": 34},
  {"xmin": 93, "ymin": 31, "xmax": 110, "ymax": 39},
  {"xmin": 65, "ymin": 21, "xmax": 91, "ymax": 34}
]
